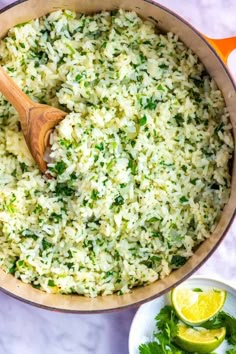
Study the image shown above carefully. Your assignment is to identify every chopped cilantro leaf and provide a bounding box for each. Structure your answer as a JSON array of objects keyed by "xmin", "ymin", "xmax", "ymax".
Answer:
[
  {"xmin": 113, "ymin": 195, "xmax": 124, "ymax": 206},
  {"xmin": 173, "ymin": 113, "xmax": 184, "ymax": 127},
  {"xmin": 52, "ymin": 161, "xmax": 66, "ymax": 175},
  {"xmin": 179, "ymin": 196, "xmax": 188, "ymax": 203},
  {"xmin": 171, "ymin": 255, "xmax": 187, "ymax": 267},
  {"xmin": 19, "ymin": 162, "xmax": 28, "ymax": 173},
  {"xmin": 190, "ymin": 178, "xmax": 198, "ymax": 185},
  {"xmin": 21, "ymin": 229, "xmax": 38, "ymax": 240},
  {"xmin": 140, "ymin": 53, "xmax": 147, "ymax": 63},
  {"xmin": 48, "ymin": 279, "xmax": 55, "ymax": 287},
  {"xmin": 55, "ymin": 183, "xmax": 74, "ymax": 197},
  {"xmin": 95, "ymin": 142, "xmax": 104, "ymax": 151},
  {"xmin": 8, "ymin": 258, "xmax": 19, "ymax": 274},
  {"xmin": 49, "ymin": 212, "xmax": 62, "ymax": 224},
  {"xmin": 75, "ymin": 74, "xmax": 83, "ymax": 82},
  {"xmin": 190, "ymin": 76, "xmax": 203, "ymax": 87},
  {"xmin": 128, "ymin": 157, "xmax": 137, "ymax": 175},
  {"xmin": 91, "ymin": 189, "xmax": 99, "ymax": 200},
  {"xmin": 157, "ymin": 84, "xmax": 164, "ymax": 91},
  {"xmin": 130, "ymin": 140, "xmax": 136, "ymax": 147},
  {"xmin": 145, "ymin": 97, "xmax": 158, "ymax": 110},
  {"xmin": 42, "ymin": 239, "xmax": 52, "ymax": 250},
  {"xmin": 147, "ymin": 217, "xmax": 158, "ymax": 223},
  {"xmin": 159, "ymin": 63, "xmax": 168, "ymax": 69},
  {"xmin": 139, "ymin": 115, "xmax": 147, "ymax": 126}
]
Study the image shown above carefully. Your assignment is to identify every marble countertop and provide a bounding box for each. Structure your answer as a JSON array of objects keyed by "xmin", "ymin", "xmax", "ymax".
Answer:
[{"xmin": 0, "ymin": 1, "xmax": 235, "ymax": 354}]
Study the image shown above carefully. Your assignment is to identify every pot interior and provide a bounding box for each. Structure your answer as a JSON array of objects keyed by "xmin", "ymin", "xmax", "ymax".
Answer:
[{"xmin": 0, "ymin": 0, "xmax": 235, "ymax": 312}]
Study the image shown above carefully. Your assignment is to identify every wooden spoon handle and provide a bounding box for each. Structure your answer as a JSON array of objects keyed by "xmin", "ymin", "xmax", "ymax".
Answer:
[{"xmin": 0, "ymin": 66, "xmax": 34, "ymax": 117}]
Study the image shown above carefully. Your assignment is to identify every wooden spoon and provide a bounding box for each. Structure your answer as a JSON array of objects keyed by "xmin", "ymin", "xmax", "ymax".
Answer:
[{"xmin": 0, "ymin": 67, "xmax": 67, "ymax": 173}]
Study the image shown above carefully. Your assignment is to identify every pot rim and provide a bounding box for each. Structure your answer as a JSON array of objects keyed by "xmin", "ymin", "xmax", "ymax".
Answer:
[{"xmin": 0, "ymin": 0, "xmax": 235, "ymax": 313}]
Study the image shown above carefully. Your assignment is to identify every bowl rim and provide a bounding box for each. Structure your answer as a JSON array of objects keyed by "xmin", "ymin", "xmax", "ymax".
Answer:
[{"xmin": 0, "ymin": 0, "xmax": 235, "ymax": 313}]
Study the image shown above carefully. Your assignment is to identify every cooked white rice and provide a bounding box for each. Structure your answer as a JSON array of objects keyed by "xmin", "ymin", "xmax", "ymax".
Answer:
[{"xmin": 0, "ymin": 10, "xmax": 233, "ymax": 297}]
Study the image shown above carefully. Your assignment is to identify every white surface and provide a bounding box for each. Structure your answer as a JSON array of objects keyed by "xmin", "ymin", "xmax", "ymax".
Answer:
[
  {"xmin": 129, "ymin": 277, "xmax": 236, "ymax": 354},
  {"xmin": 0, "ymin": 1, "xmax": 235, "ymax": 354}
]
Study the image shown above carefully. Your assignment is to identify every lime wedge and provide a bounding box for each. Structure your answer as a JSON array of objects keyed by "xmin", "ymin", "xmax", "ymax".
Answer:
[
  {"xmin": 171, "ymin": 286, "xmax": 226, "ymax": 325},
  {"xmin": 175, "ymin": 323, "xmax": 226, "ymax": 353}
]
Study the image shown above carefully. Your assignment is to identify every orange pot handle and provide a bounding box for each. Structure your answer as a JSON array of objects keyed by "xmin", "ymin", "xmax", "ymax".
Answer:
[{"xmin": 204, "ymin": 35, "xmax": 236, "ymax": 64}]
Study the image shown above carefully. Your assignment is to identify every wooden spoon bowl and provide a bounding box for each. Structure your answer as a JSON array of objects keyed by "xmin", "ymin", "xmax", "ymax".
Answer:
[{"xmin": 0, "ymin": 67, "xmax": 67, "ymax": 173}]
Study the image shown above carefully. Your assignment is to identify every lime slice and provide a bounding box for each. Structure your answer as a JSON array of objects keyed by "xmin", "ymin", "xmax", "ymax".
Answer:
[
  {"xmin": 171, "ymin": 286, "xmax": 227, "ymax": 325},
  {"xmin": 174, "ymin": 323, "xmax": 226, "ymax": 353}
]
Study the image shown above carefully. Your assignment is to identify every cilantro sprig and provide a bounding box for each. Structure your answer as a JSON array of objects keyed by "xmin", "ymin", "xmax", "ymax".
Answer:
[
  {"xmin": 139, "ymin": 306, "xmax": 187, "ymax": 354},
  {"xmin": 201, "ymin": 311, "xmax": 236, "ymax": 346},
  {"xmin": 138, "ymin": 306, "xmax": 236, "ymax": 354}
]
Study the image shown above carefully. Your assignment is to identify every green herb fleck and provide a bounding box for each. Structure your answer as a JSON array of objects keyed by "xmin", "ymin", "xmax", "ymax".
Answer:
[
  {"xmin": 190, "ymin": 178, "xmax": 198, "ymax": 185},
  {"xmin": 42, "ymin": 239, "xmax": 52, "ymax": 250},
  {"xmin": 173, "ymin": 113, "xmax": 184, "ymax": 126},
  {"xmin": 11, "ymin": 169, "xmax": 17, "ymax": 177},
  {"xmin": 91, "ymin": 189, "xmax": 99, "ymax": 200},
  {"xmin": 179, "ymin": 196, "xmax": 188, "ymax": 203},
  {"xmin": 55, "ymin": 183, "xmax": 74, "ymax": 197},
  {"xmin": 152, "ymin": 232, "xmax": 161, "ymax": 238},
  {"xmin": 113, "ymin": 195, "xmax": 124, "ymax": 206},
  {"xmin": 49, "ymin": 212, "xmax": 62, "ymax": 224},
  {"xmin": 147, "ymin": 217, "xmax": 159, "ymax": 223},
  {"xmin": 139, "ymin": 115, "xmax": 147, "ymax": 126},
  {"xmin": 51, "ymin": 161, "xmax": 66, "ymax": 175},
  {"xmin": 159, "ymin": 63, "xmax": 168, "ymax": 69},
  {"xmin": 192, "ymin": 288, "xmax": 203, "ymax": 292},
  {"xmin": 140, "ymin": 53, "xmax": 147, "ymax": 63},
  {"xmin": 145, "ymin": 97, "xmax": 158, "ymax": 110},
  {"xmin": 128, "ymin": 157, "xmax": 137, "ymax": 175},
  {"xmin": 130, "ymin": 140, "xmax": 136, "ymax": 147},
  {"xmin": 48, "ymin": 279, "xmax": 55, "ymax": 287},
  {"xmin": 171, "ymin": 255, "xmax": 187, "ymax": 267},
  {"xmin": 33, "ymin": 204, "xmax": 43, "ymax": 213},
  {"xmin": 214, "ymin": 122, "xmax": 224, "ymax": 135},
  {"xmin": 8, "ymin": 259, "xmax": 18, "ymax": 274},
  {"xmin": 95, "ymin": 142, "xmax": 104, "ymax": 151},
  {"xmin": 19, "ymin": 162, "xmax": 28, "ymax": 173},
  {"xmin": 157, "ymin": 84, "xmax": 164, "ymax": 91},
  {"xmin": 22, "ymin": 229, "xmax": 38, "ymax": 240}
]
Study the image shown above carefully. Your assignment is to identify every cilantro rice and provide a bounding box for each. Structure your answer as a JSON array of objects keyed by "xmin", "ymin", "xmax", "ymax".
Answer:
[{"xmin": 0, "ymin": 10, "xmax": 233, "ymax": 297}]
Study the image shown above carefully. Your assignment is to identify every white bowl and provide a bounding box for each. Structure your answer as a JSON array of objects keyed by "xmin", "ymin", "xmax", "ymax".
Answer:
[{"xmin": 129, "ymin": 276, "xmax": 236, "ymax": 354}]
